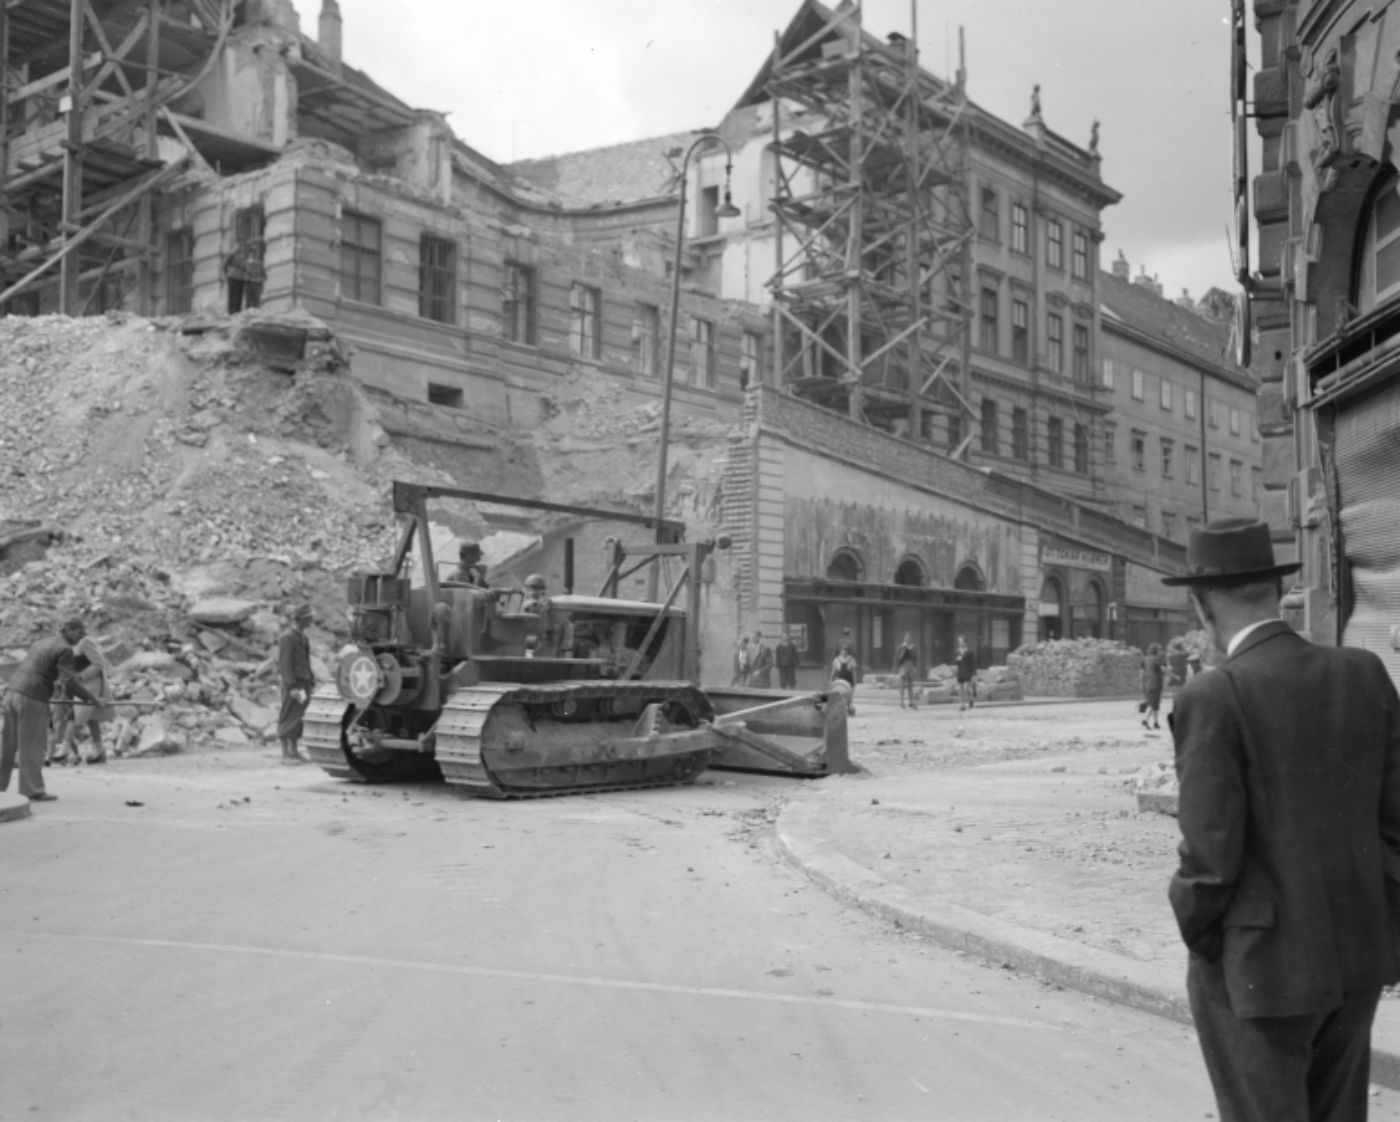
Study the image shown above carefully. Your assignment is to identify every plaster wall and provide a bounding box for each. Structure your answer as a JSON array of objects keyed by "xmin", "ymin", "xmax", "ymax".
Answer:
[{"xmin": 779, "ymin": 441, "xmax": 1024, "ymax": 594}]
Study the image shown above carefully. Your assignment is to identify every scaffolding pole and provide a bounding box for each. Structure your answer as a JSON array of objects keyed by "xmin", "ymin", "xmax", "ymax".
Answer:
[{"xmin": 765, "ymin": 1, "xmax": 974, "ymax": 446}]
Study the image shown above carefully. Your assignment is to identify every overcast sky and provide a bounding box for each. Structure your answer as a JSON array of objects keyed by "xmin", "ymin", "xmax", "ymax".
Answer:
[{"xmin": 295, "ymin": 0, "xmax": 1238, "ymax": 301}]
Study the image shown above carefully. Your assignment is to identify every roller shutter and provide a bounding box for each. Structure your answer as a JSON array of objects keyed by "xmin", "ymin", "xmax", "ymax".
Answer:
[{"xmin": 1335, "ymin": 384, "xmax": 1400, "ymax": 680}]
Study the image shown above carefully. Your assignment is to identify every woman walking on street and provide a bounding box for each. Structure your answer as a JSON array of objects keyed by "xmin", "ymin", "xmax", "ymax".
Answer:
[
  {"xmin": 830, "ymin": 642, "xmax": 859, "ymax": 716},
  {"xmin": 1140, "ymin": 642, "xmax": 1166, "ymax": 730},
  {"xmin": 955, "ymin": 636, "xmax": 977, "ymax": 711}
]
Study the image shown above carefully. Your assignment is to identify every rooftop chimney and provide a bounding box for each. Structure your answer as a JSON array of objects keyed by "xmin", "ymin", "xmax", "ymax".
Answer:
[
  {"xmin": 1112, "ymin": 250, "xmax": 1129, "ymax": 280},
  {"xmin": 319, "ymin": 0, "xmax": 342, "ymax": 74}
]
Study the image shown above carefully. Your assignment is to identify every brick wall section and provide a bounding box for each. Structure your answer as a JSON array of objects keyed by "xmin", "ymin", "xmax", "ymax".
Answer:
[{"xmin": 754, "ymin": 386, "xmax": 1185, "ymax": 573}]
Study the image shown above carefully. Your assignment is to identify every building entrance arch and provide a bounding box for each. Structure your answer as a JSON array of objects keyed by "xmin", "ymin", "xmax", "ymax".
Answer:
[
  {"xmin": 1077, "ymin": 578, "xmax": 1106, "ymax": 639},
  {"xmin": 826, "ymin": 548, "xmax": 864, "ymax": 582},
  {"xmin": 893, "ymin": 555, "xmax": 927, "ymax": 587}
]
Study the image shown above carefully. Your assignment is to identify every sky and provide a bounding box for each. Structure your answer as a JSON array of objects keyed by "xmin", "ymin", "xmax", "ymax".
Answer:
[{"xmin": 292, "ymin": 0, "xmax": 1240, "ymax": 301}]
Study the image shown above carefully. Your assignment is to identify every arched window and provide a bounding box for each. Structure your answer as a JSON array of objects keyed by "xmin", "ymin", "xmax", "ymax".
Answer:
[
  {"xmin": 826, "ymin": 549, "xmax": 864, "ymax": 582},
  {"xmin": 1356, "ymin": 172, "xmax": 1400, "ymax": 315},
  {"xmin": 893, "ymin": 555, "xmax": 927, "ymax": 587},
  {"xmin": 954, "ymin": 564, "xmax": 984, "ymax": 591}
]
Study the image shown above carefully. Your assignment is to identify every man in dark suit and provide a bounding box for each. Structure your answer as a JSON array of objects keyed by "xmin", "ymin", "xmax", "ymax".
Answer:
[{"xmin": 1165, "ymin": 518, "xmax": 1400, "ymax": 1121}]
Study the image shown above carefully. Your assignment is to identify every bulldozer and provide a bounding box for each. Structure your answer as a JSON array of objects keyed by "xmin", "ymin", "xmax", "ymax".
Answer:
[{"xmin": 301, "ymin": 482, "xmax": 844, "ymax": 798}]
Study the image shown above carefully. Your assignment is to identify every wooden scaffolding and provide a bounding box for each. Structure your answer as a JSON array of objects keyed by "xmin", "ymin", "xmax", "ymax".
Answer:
[{"xmin": 764, "ymin": 1, "xmax": 975, "ymax": 449}]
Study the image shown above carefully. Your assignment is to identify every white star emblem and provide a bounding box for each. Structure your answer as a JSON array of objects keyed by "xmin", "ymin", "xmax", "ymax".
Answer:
[{"xmin": 347, "ymin": 655, "xmax": 380, "ymax": 700}]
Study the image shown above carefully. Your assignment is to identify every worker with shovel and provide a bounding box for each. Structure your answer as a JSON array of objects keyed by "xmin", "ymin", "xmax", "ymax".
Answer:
[{"xmin": 2, "ymin": 617, "xmax": 104, "ymax": 801}]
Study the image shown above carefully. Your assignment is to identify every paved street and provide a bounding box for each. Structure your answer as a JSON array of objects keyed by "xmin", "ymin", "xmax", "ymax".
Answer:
[
  {"xmin": 5, "ymin": 699, "xmax": 1400, "ymax": 1120},
  {"xmin": 0, "ymin": 736, "xmax": 1191, "ymax": 1122}
]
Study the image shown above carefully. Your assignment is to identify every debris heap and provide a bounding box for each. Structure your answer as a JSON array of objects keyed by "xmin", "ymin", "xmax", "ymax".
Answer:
[{"xmin": 1006, "ymin": 638, "xmax": 1142, "ymax": 698}]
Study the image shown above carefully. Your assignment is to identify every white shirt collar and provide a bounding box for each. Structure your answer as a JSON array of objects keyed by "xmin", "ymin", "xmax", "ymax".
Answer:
[{"xmin": 1226, "ymin": 618, "xmax": 1278, "ymax": 658}]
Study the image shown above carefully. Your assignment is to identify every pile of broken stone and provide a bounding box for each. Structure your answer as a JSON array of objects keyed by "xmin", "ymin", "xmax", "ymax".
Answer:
[
  {"xmin": 1006, "ymin": 638, "xmax": 1143, "ymax": 698},
  {"xmin": 0, "ymin": 553, "xmax": 339, "ymax": 760}
]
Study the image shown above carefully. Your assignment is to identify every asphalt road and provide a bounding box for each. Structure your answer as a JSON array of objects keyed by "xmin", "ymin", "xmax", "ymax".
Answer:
[{"xmin": 0, "ymin": 742, "xmax": 1295, "ymax": 1120}]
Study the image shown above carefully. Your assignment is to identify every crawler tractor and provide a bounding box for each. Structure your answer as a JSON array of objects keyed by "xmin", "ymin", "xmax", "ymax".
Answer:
[{"xmin": 302, "ymin": 483, "xmax": 841, "ymax": 798}]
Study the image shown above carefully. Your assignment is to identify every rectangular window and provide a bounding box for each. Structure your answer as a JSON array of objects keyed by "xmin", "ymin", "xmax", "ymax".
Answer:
[
  {"xmin": 634, "ymin": 303, "xmax": 660, "ymax": 375},
  {"xmin": 1208, "ymin": 399, "xmax": 1221, "ymax": 429},
  {"xmin": 1230, "ymin": 458, "xmax": 1243, "ymax": 496},
  {"xmin": 1011, "ymin": 407, "xmax": 1029, "ymax": 461},
  {"xmin": 1073, "ymin": 423, "xmax": 1089, "ymax": 474},
  {"xmin": 691, "ymin": 316, "xmax": 716, "ymax": 387},
  {"xmin": 1072, "ymin": 228, "xmax": 1090, "ymax": 278},
  {"xmin": 1132, "ymin": 506, "xmax": 1148, "ymax": 530},
  {"xmin": 1159, "ymin": 379, "xmax": 1173, "ymax": 411},
  {"xmin": 503, "ymin": 261, "xmax": 538, "ymax": 344},
  {"xmin": 1011, "ymin": 298, "xmax": 1029, "ymax": 364},
  {"xmin": 1208, "ymin": 452, "xmax": 1222, "ymax": 491},
  {"xmin": 947, "ymin": 411, "xmax": 963, "ymax": 453},
  {"xmin": 741, "ymin": 329, "xmax": 764, "ymax": 388},
  {"xmin": 1103, "ymin": 422, "xmax": 1117, "ymax": 465},
  {"xmin": 979, "ymin": 185, "xmax": 999, "ymax": 242},
  {"xmin": 1162, "ymin": 511, "xmax": 1179, "ymax": 540},
  {"xmin": 1047, "ymin": 219, "xmax": 1063, "ymax": 270},
  {"xmin": 165, "ymin": 228, "xmax": 193, "ymax": 314},
  {"xmin": 1011, "ymin": 202, "xmax": 1029, "ymax": 254},
  {"xmin": 234, "ymin": 204, "xmax": 265, "ymax": 247},
  {"xmin": 339, "ymin": 210, "xmax": 382, "ymax": 305},
  {"xmin": 1072, "ymin": 323, "xmax": 1089, "ymax": 382},
  {"xmin": 1186, "ymin": 445, "xmax": 1200, "ymax": 485},
  {"xmin": 979, "ymin": 286, "xmax": 999, "ymax": 353},
  {"xmin": 418, "ymin": 235, "xmax": 457, "ymax": 324},
  {"xmin": 1229, "ymin": 406, "xmax": 1241, "ymax": 435},
  {"xmin": 570, "ymin": 282, "xmax": 602, "ymax": 360},
  {"xmin": 1161, "ymin": 438, "xmax": 1174, "ymax": 478},
  {"xmin": 1131, "ymin": 368, "xmax": 1145, "ymax": 400},
  {"xmin": 980, "ymin": 398, "xmax": 1000, "ymax": 455},
  {"xmin": 1047, "ymin": 416, "xmax": 1064, "ymax": 469},
  {"xmin": 427, "ymin": 382, "xmax": 463, "ymax": 408},
  {"xmin": 1185, "ymin": 388, "xmax": 1197, "ymax": 420},
  {"xmin": 1100, "ymin": 356, "xmax": 1115, "ymax": 389},
  {"xmin": 1047, "ymin": 313, "xmax": 1064, "ymax": 374},
  {"xmin": 1131, "ymin": 430, "xmax": 1146, "ymax": 472},
  {"xmin": 1252, "ymin": 466, "xmax": 1262, "ymax": 500}
]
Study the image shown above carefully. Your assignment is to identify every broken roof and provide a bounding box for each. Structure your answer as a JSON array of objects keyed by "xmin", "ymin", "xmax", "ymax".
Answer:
[{"xmin": 507, "ymin": 130, "xmax": 699, "ymax": 209}]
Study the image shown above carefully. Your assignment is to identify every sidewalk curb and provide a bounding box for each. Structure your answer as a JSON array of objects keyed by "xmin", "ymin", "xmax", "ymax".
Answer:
[
  {"xmin": 775, "ymin": 795, "xmax": 1400, "ymax": 1090},
  {"xmin": 0, "ymin": 793, "xmax": 32, "ymax": 823}
]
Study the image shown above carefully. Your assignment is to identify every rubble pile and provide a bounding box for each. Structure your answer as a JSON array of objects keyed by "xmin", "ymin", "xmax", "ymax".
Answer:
[
  {"xmin": 534, "ymin": 364, "xmax": 734, "ymax": 528},
  {"xmin": 0, "ymin": 313, "xmax": 738, "ymax": 756},
  {"xmin": 0, "ymin": 312, "xmax": 402, "ymax": 576},
  {"xmin": 1006, "ymin": 638, "xmax": 1141, "ymax": 698}
]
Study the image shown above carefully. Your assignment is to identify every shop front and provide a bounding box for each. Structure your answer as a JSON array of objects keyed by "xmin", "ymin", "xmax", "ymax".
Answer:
[
  {"xmin": 1037, "ymin": 541, "xmax": 1114, "ymax": 642},
  {"xmin": 782, "ymin": 576, "xmax": 1025, "ymax": 690}
]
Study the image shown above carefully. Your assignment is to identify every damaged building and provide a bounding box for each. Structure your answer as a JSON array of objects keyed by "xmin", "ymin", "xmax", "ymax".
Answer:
[{"xmin": 0, "ymin": 0, "xmax": 1259, "ymax": 683}]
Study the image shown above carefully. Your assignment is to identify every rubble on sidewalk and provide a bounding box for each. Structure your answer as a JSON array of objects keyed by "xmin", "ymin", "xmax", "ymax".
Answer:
[{"xmin": 1007, "ymin": 637, "xmax": 1141, "ymax": 698}]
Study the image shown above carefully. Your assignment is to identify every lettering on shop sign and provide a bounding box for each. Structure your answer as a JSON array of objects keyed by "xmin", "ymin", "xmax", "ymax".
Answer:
[{"xmin": 1041, "ymin": 545, "xmax": 1112, "ymax": 572}]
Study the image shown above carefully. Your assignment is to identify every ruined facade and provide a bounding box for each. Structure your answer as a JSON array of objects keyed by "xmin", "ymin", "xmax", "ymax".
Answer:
[{"xmin": 0, "ymin": 0, "xmax": 1255, "ymax": 675}]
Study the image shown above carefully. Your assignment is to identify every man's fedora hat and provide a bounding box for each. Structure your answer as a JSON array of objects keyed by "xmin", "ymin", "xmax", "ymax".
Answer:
[{"xmin": 1161, "ymin": 517, "xmax": 1301, "ymax": 587}]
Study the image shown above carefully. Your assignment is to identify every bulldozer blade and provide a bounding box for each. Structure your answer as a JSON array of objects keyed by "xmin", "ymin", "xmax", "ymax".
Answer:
[{"xmin": 705, "ymin": 691, "xmax": 846, "ymax": 777}]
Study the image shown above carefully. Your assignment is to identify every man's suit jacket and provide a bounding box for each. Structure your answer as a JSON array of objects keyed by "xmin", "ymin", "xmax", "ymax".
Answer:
[
  {"xmin": 278, "ymin": 626, "xmax": 314, "ymax": 691},
  {"xmin": 1170, "ymin": 620, "xmax": 1400, "ymax": 1018}
]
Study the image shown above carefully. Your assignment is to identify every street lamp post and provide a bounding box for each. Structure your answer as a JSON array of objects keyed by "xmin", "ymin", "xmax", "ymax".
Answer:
[{"xmin": 648, "ymin": 133, "xmax": 740, "ymax": 601}]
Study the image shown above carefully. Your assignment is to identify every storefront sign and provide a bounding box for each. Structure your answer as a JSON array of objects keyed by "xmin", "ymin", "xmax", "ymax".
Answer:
[{"xmin": 1041, "ymin": 545, "xmax": 1112, "ymax": 572}]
